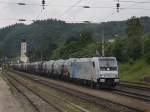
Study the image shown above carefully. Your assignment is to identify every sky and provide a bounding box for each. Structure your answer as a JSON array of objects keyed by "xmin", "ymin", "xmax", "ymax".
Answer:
[{"xmin": 0, "ymin": 0, "xmax": 150, "ymax": 27}]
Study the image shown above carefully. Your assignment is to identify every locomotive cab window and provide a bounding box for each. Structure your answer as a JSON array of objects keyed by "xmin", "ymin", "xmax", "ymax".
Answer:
[{"xmin": 99, "ymin": 58, "xmax": 117, "ymax": 71}]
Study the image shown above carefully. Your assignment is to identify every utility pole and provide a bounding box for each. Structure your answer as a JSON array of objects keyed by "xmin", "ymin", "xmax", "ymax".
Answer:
[
  {"xmin": 41, "ymin": 51, "xmax": 43, "ymax": 61},
  {"xmin": 95, "ymin": 42, "xmax": 100, "ymax": 56},
  {"xmin": 102, "ymin": 30, "xmax": 105, "ymax": 57}
]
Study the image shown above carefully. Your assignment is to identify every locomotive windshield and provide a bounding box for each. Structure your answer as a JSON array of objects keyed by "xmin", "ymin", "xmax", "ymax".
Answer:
[{"xmin": 99, "ymin": 58, "xmax": 117, "ymax": 71}]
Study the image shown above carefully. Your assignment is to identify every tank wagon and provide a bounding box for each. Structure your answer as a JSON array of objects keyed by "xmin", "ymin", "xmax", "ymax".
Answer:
[{"xmin": 12, "ymin": 57, "xmax": 119, "ymax": 88}]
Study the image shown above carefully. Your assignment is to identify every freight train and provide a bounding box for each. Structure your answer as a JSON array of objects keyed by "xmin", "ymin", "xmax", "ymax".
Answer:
[{"xmin": 12, "ymin": 57, "xmax": 119, "ymax": 88}]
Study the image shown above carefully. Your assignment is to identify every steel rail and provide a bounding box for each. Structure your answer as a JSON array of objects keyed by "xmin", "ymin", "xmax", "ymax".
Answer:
[
  {"xmin": 5, "ymin": 72, "xmax": 63, "ymax": 112},
  {"xmin": 10, "ymin": 70, "xmax": 142, "ymax": 112},
  {"xmin": 3, "ymin": 72, "xmax": 41, "ymax": 112},
  {"xmin": 112, "ymin": 88, "xmax": 150, "ymax": 102}
]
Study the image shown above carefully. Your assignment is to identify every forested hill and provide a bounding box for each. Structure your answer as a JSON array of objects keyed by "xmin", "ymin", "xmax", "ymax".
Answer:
[{"xmin": 0, "ymin": 16, "xmax": 150, "ymax": 58}]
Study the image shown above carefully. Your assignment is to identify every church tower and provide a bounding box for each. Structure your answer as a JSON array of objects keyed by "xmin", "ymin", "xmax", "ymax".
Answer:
[{"xmin": 20, "ymin": 39, "xmax": 29, "ymax": 63}]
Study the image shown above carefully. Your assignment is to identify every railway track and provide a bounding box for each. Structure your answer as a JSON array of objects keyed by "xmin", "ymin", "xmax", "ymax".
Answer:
[
  {"xmin": 11, "ymin": 70, "xmax": 150, "ymax": 103},
  {"xmin": 4, "ymin": 72, "xmax": 63, "ymax": 112},
  {"xmin": 112, "ymin": 88, "xmax": 150, "ymax": 102},
  {"xmin": 111, "ymin": 81, "xmax": 150, "ymax": 102},
  {"xmin": 4, "ymin": 71, "xmax": 106, "ymax": 112},
  {"xmin": 119, "ymin": 81, "xmax": 150, "ymax": 92},
  {"xmin": 9, "ymin": 70, "xmax": 147, "ymax": 112},
  {"xmin": 121, "ymin": 81, "xmax": 150, "ymax": 87},
  {"xmin": 3, "ymin": 73, "xmax": 41, "ymax": 112}
]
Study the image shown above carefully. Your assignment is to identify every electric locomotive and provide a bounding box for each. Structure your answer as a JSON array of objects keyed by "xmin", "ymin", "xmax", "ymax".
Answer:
[{"xmin": 12, "ymin": 57, "xmax": 119, "ymax": 88}]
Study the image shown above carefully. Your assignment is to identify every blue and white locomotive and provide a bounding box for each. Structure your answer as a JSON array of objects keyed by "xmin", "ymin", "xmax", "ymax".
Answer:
[{"xmin": 12, "ymin": 57, "xmax": 119, "ymax": 88}]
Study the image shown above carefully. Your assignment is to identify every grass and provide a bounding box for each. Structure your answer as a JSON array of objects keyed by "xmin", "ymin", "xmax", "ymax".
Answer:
[{"xmin": 119, "ymin": 59, "xmax": 150, "ymax": 83}]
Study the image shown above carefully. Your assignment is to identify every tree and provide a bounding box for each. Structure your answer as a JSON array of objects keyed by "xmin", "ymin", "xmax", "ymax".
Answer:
[
  {"xmin": 144, "ymin": 34, "xmax": 150, "ymax": 63},
  {"xmin": 112, "ymin": 38, "xmax": 128, "ymax": 62},
  {"xmin": 126, "ymin": 16, "xmax": 144, "ymax": 60},
  {"xmin": 0, "ymin": 49, "xmax": 3, "ymax": 58},
  {"xmin": 79, "ymin": 31, "xmax": 93, "ymax": 46},
  {"xmin": 51, "ymin": 31, "xmax": 94, "ymax": 59},
  {"xmin": 105, "ymin": 41, "xmax": 113, "ymax": 57}
]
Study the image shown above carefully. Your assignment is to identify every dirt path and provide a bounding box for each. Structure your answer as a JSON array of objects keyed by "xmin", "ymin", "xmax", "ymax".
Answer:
[{"xmin": 0, "ymin": 72, "xmax": 24, "ymax": 112}]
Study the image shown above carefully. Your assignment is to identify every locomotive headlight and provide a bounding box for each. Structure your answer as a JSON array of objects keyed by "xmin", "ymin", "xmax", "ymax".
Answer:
[
  {"xmin": 115, "ymin": 79, "xmax": 119, "ymax": 82},
  {"xmin": 100, "ymin": 79, "xmax": 105, "ymax": 82},
  {"xmin": 100, "ymin": 74, "xmax": 104, "ymax": 78}
]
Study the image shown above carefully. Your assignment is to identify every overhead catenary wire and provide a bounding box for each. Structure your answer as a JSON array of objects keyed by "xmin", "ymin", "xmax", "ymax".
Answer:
[
  {"xmin": 98, "ymin": 0, "xmax": 141, "ymax": 56},
  {"xmin": 0, "ymin": 18, "xmax": 33, "ymax": 22},
  {"xmin": 0, "ymin": 1, "xmax": 43, "ymax": 6},
  {"xmin": 42, "ymin": 0, "xmax": 46, "ymax": 9},
  {"xmin": 50, "ymin": 0, "xmax": 150, "ymax": 23},
  {"xmin": 54, "ymin": 0, "xmax": 148, "ymax": 23},
  {"xmin": 114, "ymin": 0, "xmax": 150, "ymax": 4},
  {"xmin": 50, "ymin": 0, "xmax": 150, "ymax": 21},
  {"xmin": 1, "ymin": 0, "xmax": 150, "ymax": 5},
  {"xmin": 116, "ymin": 0, "xmax": 120, "ymax": 12},
  {"xmin": 0, "ymin": 0, "xmax": 150, "ymax": 10},
  {"xmin": 35, "ymin": 0, "xmax": 46, "ymax": 21},
  {"xmin": 0, "ymin": 0, "xmax": 149, "ymax": 23},
  {"xmin": 35, "ymin": 8, "xmax": 45, "ymax": 20},
  {"xmin": 0, "ymin": 0, "xmax": 46, "ymax": 22},
  {"xmin": 101, "ymin": 0, "xmax": 144, "ymax": 23},
  {"xmin": 0, "ymin": 5, "xmax": 149, "ymax": 22},
  {"xmin": 55, "ymin": 0, "xmax": 84, "ymax": 19},
  {"xmin": 0, "ymin": 0, "xmax": 148, "ymax": 28},
  {"xmin": 0, "ymin": 7, "xmax": 150, "ymax": 22}
]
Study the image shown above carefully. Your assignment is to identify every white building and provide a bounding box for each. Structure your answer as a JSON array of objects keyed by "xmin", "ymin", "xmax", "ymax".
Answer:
[{"xmin": 20, "ymin": 39, "xmax": 29, "ymax": 63}]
